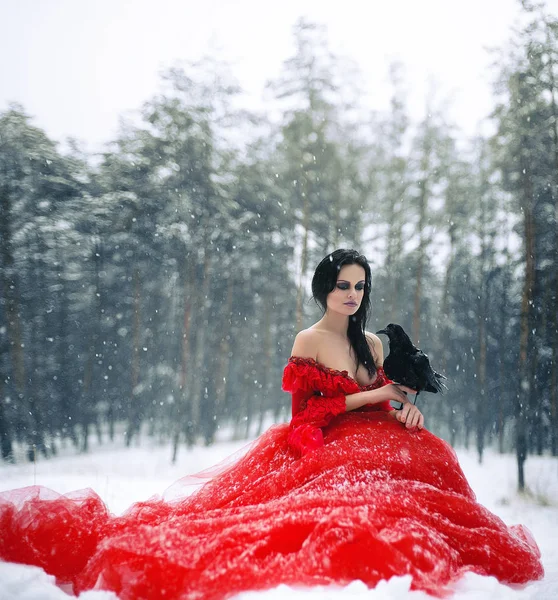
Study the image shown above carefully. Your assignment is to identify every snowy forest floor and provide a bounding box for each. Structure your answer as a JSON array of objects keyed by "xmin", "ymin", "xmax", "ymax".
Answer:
[{"xmin": 0, "ymin": 423, "xmax": 557, "ymax": 600}]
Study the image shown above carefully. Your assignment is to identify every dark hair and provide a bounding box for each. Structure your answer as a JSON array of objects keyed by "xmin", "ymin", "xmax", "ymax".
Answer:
[{"xmin": 311, "ymin": 249, "xmax": 376, "ymax": 377}]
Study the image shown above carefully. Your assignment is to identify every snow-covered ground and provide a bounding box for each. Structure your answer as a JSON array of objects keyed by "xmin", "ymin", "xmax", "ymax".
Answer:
[{"xmin": 0, "ymin": 426, "xmax": 557, "ymax": 600}]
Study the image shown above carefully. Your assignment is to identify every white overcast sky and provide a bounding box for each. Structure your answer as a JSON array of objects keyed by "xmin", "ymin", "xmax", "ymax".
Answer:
[{"xmin": 2, "ymin": 0, "xmax": 558, "ymax": 152}]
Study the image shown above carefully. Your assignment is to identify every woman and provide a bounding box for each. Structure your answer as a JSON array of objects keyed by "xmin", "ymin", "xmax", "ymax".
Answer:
[
  {"xmin": 286, "ymin": 248, "xmax": 424, "ymax": 458},
  {"xmin": 0, "ymin": 249, "xmax": 544, "ymax": 600}
]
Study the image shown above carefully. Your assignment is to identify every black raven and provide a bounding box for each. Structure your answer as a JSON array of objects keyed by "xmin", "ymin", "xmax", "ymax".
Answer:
[{"xmin": 376, "ymin": 323, "xmax": 446, "ymax": 405}]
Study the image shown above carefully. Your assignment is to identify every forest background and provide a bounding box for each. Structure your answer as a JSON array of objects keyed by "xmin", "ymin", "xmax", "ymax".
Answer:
[{"xmin": 1, "ymin": 0, "xmax": 557, "ymax": 491}]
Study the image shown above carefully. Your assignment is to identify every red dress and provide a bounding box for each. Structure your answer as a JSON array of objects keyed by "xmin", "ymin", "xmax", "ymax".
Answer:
[{"xmin": 0, "ymin": 357, "xmax": 544, "ymax": 599}]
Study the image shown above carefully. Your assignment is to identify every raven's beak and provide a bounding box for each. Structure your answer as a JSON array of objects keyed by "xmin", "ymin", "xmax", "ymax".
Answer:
[{"xmin": 376, "ymin": 329, "xmax": 387, "ymax": 335}]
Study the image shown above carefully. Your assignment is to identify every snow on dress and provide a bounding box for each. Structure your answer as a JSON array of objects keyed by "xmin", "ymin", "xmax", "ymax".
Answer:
[{"xmin": 0, "ymin": 356, "xmax": 544, "ymax": 599}]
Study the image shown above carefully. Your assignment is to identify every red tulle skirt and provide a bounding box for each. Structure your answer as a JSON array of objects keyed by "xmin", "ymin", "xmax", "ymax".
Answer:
[{"xmin": 0, "ymin": 412, "xmax": 544, "ymax": 599}]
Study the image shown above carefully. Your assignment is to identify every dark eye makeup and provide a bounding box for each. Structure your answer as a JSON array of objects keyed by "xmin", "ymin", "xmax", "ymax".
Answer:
[{"xmin": 336, "ymin": 281, "xmax": 365, "ymax": 291}]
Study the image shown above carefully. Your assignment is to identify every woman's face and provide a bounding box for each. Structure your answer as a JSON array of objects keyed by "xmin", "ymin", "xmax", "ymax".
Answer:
[{"xmin": 326, "ymin": 263, "xmax": 366, "ymax": 316}]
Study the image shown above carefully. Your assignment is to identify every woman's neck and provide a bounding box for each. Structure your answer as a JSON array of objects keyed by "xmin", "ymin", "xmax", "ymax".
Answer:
[{"xmin": 315, "ymin": 311, "xmax": 349, "ymax": 336}]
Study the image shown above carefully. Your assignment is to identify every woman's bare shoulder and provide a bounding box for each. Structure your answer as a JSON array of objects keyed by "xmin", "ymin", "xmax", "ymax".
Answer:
[
  {"xmin": 365, "ymin": 331, "xmax": 384, "ymax": 365},
  {"xmin": 365, "ymin": 331, "xmax": 382, "ymax": 347},
  {"xmin": 290, "ymin": 327, "xmax": 324, "ymax": 359}
]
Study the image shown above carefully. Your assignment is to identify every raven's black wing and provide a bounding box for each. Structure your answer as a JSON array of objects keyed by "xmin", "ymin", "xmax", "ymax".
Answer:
[
  {"xmin": 409, "ymin": 352, "xmax": 446, "ymax": 394},
  {"xmin": 384, "ymin": 352, "xmax": 421, "ymax": 390}
]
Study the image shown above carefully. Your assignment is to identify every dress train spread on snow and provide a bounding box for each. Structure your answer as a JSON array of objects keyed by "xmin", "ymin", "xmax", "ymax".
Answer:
[{"xmin": 0, "ymin": 357, "xmax": 544, "ymax": 599}]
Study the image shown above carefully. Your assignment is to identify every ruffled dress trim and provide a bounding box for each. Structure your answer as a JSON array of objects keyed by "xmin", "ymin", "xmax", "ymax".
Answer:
[
  {"xmin": 282, "ymin": 357, "xmax": 394, "ymax": 457},
  {"xmin": 283, "ymin": 355, "xmax": 392, "ymax": 390}
]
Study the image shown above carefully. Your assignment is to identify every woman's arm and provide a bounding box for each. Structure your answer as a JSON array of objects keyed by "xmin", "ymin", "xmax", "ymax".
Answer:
[
  {"xmin": 292, "ymin": 329, "xmax": 417, "ymax": 415},
  {"xmin": 290, "ymin": 328, "xmax": 423, "ymax": 428},
  {"xmin": 344, "ymin": 384, "xmax": 414, "ymax": 411}
]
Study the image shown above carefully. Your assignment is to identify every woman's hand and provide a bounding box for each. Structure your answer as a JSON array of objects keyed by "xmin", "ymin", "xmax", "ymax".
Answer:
[
  {"xmin": 394, "ymin": 402, "xmax": 424, "ymax": 430},
  {"xmin": 367, "ymin": 384, "xmax": 424, "ymax": 429},
  {"xmin": 368, "ymin": 383, "xmax": 416, "ymax": 405}
]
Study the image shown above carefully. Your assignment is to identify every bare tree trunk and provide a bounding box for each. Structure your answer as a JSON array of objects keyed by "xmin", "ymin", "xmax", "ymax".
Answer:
[
  {"xmin": 331, "ymin": 181, "xmax": 341, "ymax": 250},
  {"xmin": 517, "ymin": 167, "xmax": 535, "ymax": 492},
  {"xmin": 0, "ymin": 378, "xmax": 13, "ymax": 461},
  {"xmin": 30, "ymin": 234, "xmax": 48, "ymax": 457},
  {"xmin": 93, "ymin": 239, "xmax": 104, "ymax": 447},
  {"xmin": 386, "ymin": 196, "xmax": 404, "ymax": 322},
  {"xmin": 464, "ymin": 419, "xmax": 471, "ymax": 450},
  {"xmin": 529, "ymin": 337, "xmax": 542, "ymax": 455},
  {"xmin": 210, "ymin": 276, "xmax": 234, "ymax": 444},
  {"xmin": 476, "ymin": 299, "xmax": 487, "ymax": 464},
  {"xmin": 476, "ymin": 189, "xmax": 489, "ymax": 465},
  {"xmin": 440, "ymin": 235, "xmax": 455, "ymax": 372},
  {"xmin": 497, "ymin": 292, "xmax": 507, "ymax": 455},
  {"xmin": 0, "ymin": 185, "xmax": 26, "ymax": 458},
  {"xmin": 126, "ymin": 266, "xmax": 142, "ymax": 446},
  {"xmin": 257, "ymin": 287, "xmax": 274, "ymax": 435},
  {"xmin": 82, "ymin": 341, "xmax": 94, "ymax": 453},
  {"xmin": 172, "ymin": 261, "xmax": 194, "ymax": 463},
  {"xmin": 243, "ymin": 371, "xmax": 254, "ymax": 440},
  {"xmin": 449, "ymin": 406, "xmax": 457, "ymax": 447},
  {"xmin": 296, "ymin": 188, "xmax": 310, "ymax": 331},
  {"xmin": 547, "ymin": 32, "xmax": 558, "ymax": 456},
  {"xmin": 80, "ymin": 240, "xmax": 106, "ymax": 452},
  {"xmin": 54, "ymin": 241, "xmax": 78, "ymax": 446},
  {"xmin": 412, "ymin": 178, "xmax": 428, "ymax": 343},
  {"xmin": 185, "ymin": 247, "xmax": 211, "ymax": 447},
  {"xmin": 440, "ymin": 228, "xmax": 455, "ymax": 438},
  {"xmin": 552, "ymin": 331, "xmax": 558, "ymax": 456},
  {"xmin": 496, "ymin": 233, "xmax": 512, "ymax": 453}
]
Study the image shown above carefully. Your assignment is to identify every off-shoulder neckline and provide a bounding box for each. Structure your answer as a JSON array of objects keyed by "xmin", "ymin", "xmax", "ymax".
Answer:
[{"xmin": 287, "ymin": 356, "xmax": 381, "ymax": 388}]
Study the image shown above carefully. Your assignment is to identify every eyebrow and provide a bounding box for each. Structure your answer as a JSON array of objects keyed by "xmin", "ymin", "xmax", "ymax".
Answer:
[{"xmin": 337, "ymin": 280, "xmax": 366, "ymax": 284}]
